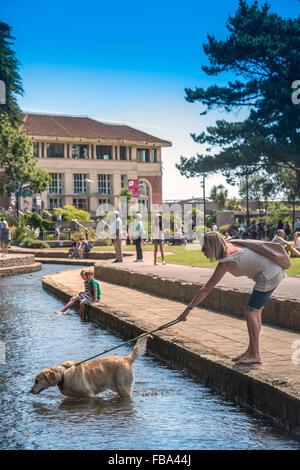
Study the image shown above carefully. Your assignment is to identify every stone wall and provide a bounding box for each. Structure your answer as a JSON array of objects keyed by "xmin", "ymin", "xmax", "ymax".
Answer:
[{"xmin": 94, "ymin": 265, "xmax": 300, "ymax": 331}]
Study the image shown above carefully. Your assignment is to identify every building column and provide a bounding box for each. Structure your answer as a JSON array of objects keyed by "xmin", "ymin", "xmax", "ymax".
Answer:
[
  {"xmin": 131, "ymin": 147, "xmax": 137, "ymax": 161},
  {"xmin": 114, "ymin": 144, "xmax": 119, "ymax": 160},
  {"xmin": 64, "ymin": 172, "xmax": 73, "ymax": 196}
]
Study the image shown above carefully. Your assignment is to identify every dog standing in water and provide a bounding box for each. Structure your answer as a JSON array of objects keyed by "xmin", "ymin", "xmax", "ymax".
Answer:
[{"xmin": 30, "ymin": 335, "xmax": 151, "ymax": 398}]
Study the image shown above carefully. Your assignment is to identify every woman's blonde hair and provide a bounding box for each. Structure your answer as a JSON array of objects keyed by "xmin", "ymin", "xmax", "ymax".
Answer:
[
  {"xmin": 2, "ymin": 221, "xmax": 8, "ymax": 229},
  {"xmin": 202, "ymin": 231, "xmax": 228, "ymax": 262}
]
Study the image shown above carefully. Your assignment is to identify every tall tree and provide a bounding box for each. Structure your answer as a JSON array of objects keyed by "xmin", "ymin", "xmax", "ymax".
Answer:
[
  {"xmin": 0, "ymin": 22, "xmax": 23, "ymax": 125},
  {"xmin": 176, "ymin": 1, "xmax": 300, "ymax": 194},
  {"xmin": 239, "ymin": 173, "xmax": 276, "ymax": 214},
  {"xmin": 0, "ymin": 115, "xmax": 51, "ymax": 195},
  {"xmin": 210, "ymin": 184, "xmax": 228, "ymax": 209}
]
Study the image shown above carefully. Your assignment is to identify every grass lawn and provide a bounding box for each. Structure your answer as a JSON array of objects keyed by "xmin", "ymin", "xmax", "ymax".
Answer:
[
  {"xmin": 49, "ymin": 244, "xmax": 300, "ymax": 275},
  {"xmin": 162, "ymin": 246, "xmax": 300, "ymax": 276}
]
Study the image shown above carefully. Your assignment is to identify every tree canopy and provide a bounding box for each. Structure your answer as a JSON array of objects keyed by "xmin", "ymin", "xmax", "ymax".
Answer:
[
  {"xmin": 176, "ymin": 1, "xmax": 300, "ymax": 194},
  {"xmin": 0, "ymin": 115, "xmax": 51, "ymax": 195},
  {"xmin": 0, "ymin": 22, "xmax": 23, "ymax": 125}
]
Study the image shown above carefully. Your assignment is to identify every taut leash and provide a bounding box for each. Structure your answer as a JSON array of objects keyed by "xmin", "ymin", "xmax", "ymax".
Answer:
[{"xmin": 74, "ymin": 318, "xmax": 181, "ymax": 367}]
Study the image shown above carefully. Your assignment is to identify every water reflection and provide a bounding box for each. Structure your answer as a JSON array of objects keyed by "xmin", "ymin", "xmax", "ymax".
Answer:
[{"xmin": 0, "ymin": 264, "xmax": 299, "ymax": 450}]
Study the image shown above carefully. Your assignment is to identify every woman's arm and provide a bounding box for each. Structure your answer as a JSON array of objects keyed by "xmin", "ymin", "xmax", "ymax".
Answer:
[{"xmin": 176, "ymin": 261, "xmax": 236, "ymax": 321}]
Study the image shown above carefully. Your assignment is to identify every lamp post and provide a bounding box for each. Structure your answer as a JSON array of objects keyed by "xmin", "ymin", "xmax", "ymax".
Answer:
[
  {"xmin": 245, "ymin": 171, "xmax": 250, "ymax": 228},
  {"xmin": 201, "ymin": 175, "xmax": 206, "ymax": 228}
]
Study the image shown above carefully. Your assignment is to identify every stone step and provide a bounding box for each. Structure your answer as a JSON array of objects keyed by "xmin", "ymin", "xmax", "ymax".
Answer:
[
  {"xmin": 0, "ymin": 262, "xmax": 41, "ymax": 277},
  {"xmin": 0, "ymin": 254, "xmax": 35, "ymax": 268}
]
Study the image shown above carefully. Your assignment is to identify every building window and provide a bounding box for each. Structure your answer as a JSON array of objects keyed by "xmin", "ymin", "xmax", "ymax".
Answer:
[
  {"xmin": 137, "ymin": 148, "xmax": 150, "ymax": 162},
  {"xmin": 46, "ymin": 143, "xmax": 64, "ymax": 158},
  {"xmin": 98, "ymin": 174, "xmax": 112, "ymax": 195},
  {"xmin": 138, "ymin": 181, "xmax": 150, "ymax": 210},
  {"xmin": 49, "ymin": 173, "xmax": 62, "ymax": 194},
  {"xmin": 49, "ymin": 198, "xmax": 62, "ymax": 209},
  {"xmin": 98, "ymin": 198, "xmax": 111, "ymax": 210},
  {"xmin": 41, "ymin": 143, "xmax": 44, "ymax": 157},
  {"xmin": 139, "ymin": 180, "xmax": 150, "ymax": 196},
  {"xmin": 96, "ymin": 145, "xmax": 112, "ymax": 160},
  {"xmin": 73, "ymin": 174, "xmax": 87, "ymax": 194},
  {"xmin": 72, "ymin": 144, "xmax": 89, "ymax": 159},
  {"xmin": 151, "ymin": 149, "xmax": 157, "ymax": 162},
  {"xmin": 73, "ymin": 198, "xmax": 88, "ymax": 211},
  {"xmin": 32, "ymin": 142, "xmax": 39, "ymax": 157},
  {"xmin": 120, "ymin": 146, "xmax": 127, "ymax": 160},
  {"xmin": 91, "ymin": 145, "xmax": 94, "ymax": 159},
  {"xmin": 121, "ymin": 174, "xmax": 127, "ymax": 189},
  {"xmin": 128, "ymin": 146, "xmax": 132, "ymax": 161}
]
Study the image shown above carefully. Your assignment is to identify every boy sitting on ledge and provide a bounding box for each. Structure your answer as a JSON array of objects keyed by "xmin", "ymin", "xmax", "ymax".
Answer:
[{"xmin": 79, "ymin": 270, "xmax": 101, "ymax": 321}]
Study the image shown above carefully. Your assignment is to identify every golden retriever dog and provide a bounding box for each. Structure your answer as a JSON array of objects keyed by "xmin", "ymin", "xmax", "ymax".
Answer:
[{"xmin": 30, "ymin": 335, "xmax": 151, "ymax": 398}]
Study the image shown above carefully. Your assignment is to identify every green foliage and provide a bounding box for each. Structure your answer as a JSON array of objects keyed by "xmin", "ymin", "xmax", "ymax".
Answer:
[
  {"xmin": 205, "ymin": 213, "xmax": 216, "ymax": 228},
  {"xmin": 225, "ymin": 197, "xmax": 243, "ymax": 211},
  {"xmin": 41, "ymin": 219, "xmax": 55, "ymax": 231},
  {"xmin": 218, "ymin": 224, "xmax": 231, "ymax": 233},
  {"xmin": 13, "ymin": 215, "xmax": 32, "ymax": 243},
  {"xmin": 0, "ymin": 115, "xmax": 51, "ymax": 195},
  {"xmin": 210, "ymin": 184, "xmax": 228, "ymax": 209},
  {"xmin": 176, "ymin": 1, "xmax": 300, "ymax": 195},
  {"xmin": 0, "ymin": 22, "xmax": 23, "ymax": 125},
  {"xmin": 53, "ymin": 205, "xmax": 91, "ymax": 223},
  {"xmin": 20, "ymin": 236, "xmax": 50, "ymax": 249},
  {"xmin": 29, "ymin": 212, "xmax": 42, "ymax": 228},
  {"xmin": 41, "ymin": 210, "xmax": 53, "ymax": 220}
]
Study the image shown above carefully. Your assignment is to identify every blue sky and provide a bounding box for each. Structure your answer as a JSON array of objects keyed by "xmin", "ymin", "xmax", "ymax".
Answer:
[{"xmin": 2, "ymin": 0, "xmax": 299, "ymax": 200}]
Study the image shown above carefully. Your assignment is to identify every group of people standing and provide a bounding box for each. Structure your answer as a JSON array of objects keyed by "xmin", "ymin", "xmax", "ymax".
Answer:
[{"xmin": 110, "ymin": 211, "xmax": 165, "ymax": 265}]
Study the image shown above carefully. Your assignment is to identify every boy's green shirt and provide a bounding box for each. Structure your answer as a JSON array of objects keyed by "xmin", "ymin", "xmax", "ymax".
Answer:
[{"xmin": 88, "ymin": 278, "xmax": 101, "ymax": 300}]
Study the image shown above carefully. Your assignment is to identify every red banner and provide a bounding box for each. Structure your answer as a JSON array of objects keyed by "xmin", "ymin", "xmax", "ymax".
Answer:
[{"xmin": 128, "ymin": 179, "xmax": 139, "ymax": 197}]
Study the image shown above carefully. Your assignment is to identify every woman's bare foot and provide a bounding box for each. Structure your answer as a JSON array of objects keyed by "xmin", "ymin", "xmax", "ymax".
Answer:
[
  {"xmin": 235, "ymin": 356, "xmax": 262, "ymax": 365},
  {"xmin": 231, "ymin": 351, "xmax": 250, "ymax": 362}
]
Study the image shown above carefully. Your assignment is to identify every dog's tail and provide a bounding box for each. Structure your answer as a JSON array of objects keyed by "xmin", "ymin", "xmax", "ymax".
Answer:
[{"xmin": 126, "ymin": 334, "xmax": 152, "ymax": 364}]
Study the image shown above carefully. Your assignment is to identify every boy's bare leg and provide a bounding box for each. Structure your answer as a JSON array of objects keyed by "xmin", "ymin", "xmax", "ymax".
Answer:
[{"xmin": 56, "ymin": 296, "xmax": 78, "ymax": 314}]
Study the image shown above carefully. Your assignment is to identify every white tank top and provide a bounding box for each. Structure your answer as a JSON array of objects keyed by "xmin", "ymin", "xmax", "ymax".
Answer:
[{"xmin": 219, "ymin": 247, "xmax": 286, "ymax": 292}]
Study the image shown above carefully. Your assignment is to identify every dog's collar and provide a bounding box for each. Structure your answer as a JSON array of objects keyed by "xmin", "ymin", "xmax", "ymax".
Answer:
[{"xmin": 57, "ymin": 373, "xmax": 64, "ymax": 392}]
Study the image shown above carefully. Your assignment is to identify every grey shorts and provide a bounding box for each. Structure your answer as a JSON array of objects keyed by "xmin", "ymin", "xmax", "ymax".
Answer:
[
  {"xmin": 80, "ymin": 293, "xmax": 94, "ymax": 305},
  {"xmin": 246, "ymin": 288, "xmax": 275, "ymax": 312}
]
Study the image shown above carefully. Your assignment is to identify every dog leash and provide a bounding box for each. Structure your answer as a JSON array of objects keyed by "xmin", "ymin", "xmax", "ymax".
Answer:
[{"xmin": 74, "ymin": 318, "xmax": 181, "ymax": 367}]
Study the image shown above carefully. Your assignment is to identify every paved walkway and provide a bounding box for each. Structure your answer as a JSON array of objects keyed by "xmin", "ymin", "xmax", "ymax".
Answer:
[
  {"xmin": 13, "ymin": 245, "xmax": 300, "ymax": 299},
  {"xmin": 94, "ymin": 250, "xmax": 300, "ymax": 301},
  {"xmin": 47, "ymin": 267, "xmax": 300, "ymax": 399}
]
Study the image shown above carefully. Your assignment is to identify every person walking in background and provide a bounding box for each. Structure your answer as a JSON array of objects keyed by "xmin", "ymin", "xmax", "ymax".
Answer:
[
  {"xmin": 177, "ymin": 231, "xmax": 287, "ymax": 365},
  {"xmin": 0, "ymin": 221, "xmax": 11, "ymax": 257},
  {"xmin": 277, "ymin": 219, "xmax": 284, "ymax": 230},
  {"xmin": 294, "ymin": 219, "xmax": 300, "ymax": 232},
  {"xmin": 111, "ymin": 210, "xmax": 123, "ymax": 263},
  {"xmin": 248, "ymin": 220, "xmax": 258, "ymax": 239},
  {"xmin": 152, "ymin": 213, "xmax": 165, "ymax": 265},
  {"xmin": 54, "ymin": 225, "xmax": 60, "ymax": 240},
  {"xmin": 132, "ymin": 213, "xmax": 144, "ymax": 262},
  {"xmin": 284, "ymin": 221, "xmax": 291, "ymax": 239},
  {"xmin": 257, "ymin": 220, "xmax": 266, "ymax": 240}
]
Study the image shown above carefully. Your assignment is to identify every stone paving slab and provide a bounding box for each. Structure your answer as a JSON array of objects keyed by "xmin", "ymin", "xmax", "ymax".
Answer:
[
  {"xmin": 95, "ymin": 252, "xmax": 300, "ymax": 301},
  {"xmin": 42, "ymin": 266, "xmax": 300, "ymax": 438}
]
